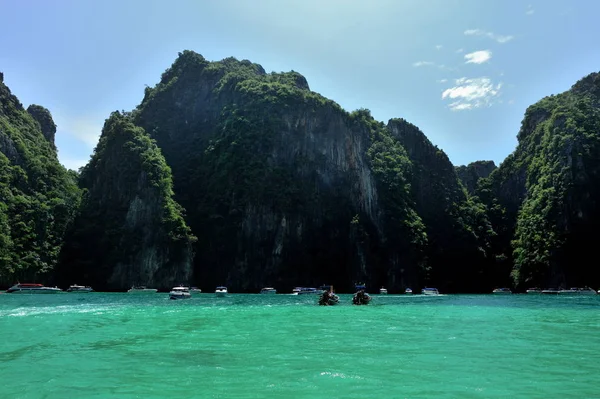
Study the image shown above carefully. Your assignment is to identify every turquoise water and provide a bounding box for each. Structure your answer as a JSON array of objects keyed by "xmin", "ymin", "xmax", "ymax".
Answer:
[{"xmin": 1, "ymin": 293, "xmax": 599, "ymax": 398}]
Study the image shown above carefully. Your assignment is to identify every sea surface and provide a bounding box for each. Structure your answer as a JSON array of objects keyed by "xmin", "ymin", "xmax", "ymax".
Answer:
[{"xmin": 1, "ymin": 292, "xmax": 599, "ymax": 398}]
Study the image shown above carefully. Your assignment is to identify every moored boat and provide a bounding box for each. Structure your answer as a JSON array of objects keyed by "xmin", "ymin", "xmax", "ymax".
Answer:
[
  {"xmin": 169, "ymin": 286, "xmax": 191, "ymax": 300},
  {"xmin": 492, "ymin": 288, "xmax": 512, "ymax": 294},
  {"xmin": 379, "ymin": 287, "xmax": 388, "ymax": 295},
  {"xmin": 127, "ymin": 286, "xmax": 157, "ymax": 293},
  {"xmin": 558, "ymin": 288, "xmax": 578, "ymax": 295},
  {"xmin": 421, "ymin": 287, "xmax": 439, "ymax": 296},
  {"xmin": 260, "ymin": 287, "xmax": 277, "ymax": 294},
  {"xmin": 190, "ymin": 287, "xmax": 202, "ymax": 293},
  {"xmin": 405, "ymin": 288, "xmax": 413, "ymax": 294},
  {"xmin": 318, "ymin": 289, "xmax": 340, "ymax": 306},
  {"xmin": 66, "ymin": 284, "xmax": 93, "ymax": 293},
  {"xmin": 215, "ymin": 286, "xmax": 228, "ymax": 297},
  {"xmin": 576, "ymin": 287, "xmax": 597, "ymax": 295},
  {"xmin": 6, "ymin": 283, "xmax": 62, "ymax": 294},
  {"xmin": 352, "ymin": 289, "xmax": 371, "ymax": 305},
  {"xmin": 293, "ymin": 287, "xmax": 320, "ymax": 295}
]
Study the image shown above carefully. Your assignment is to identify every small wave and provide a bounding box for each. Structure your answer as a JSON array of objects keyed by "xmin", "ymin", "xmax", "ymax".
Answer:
[
  {"xmin": 320, "ymin": 371, "xmax": 364, "ymax": 380},
  {"xmin": 1, "ymin": 304, "xmax": 115, "ymax": 317}
]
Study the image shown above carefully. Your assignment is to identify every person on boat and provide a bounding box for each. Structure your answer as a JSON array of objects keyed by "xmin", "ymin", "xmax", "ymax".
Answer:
[{"xmin": 320, "ymin": 290, "xmax": 334, "ymax": 305}]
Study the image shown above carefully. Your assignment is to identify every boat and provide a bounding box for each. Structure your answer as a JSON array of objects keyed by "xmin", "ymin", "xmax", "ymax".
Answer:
[
  {"xmin": 190, "ymin": 287, "xmax": 202, "ymax": 293},
  {"xmin": 405, "ymin": 288, "xmax": 413, "ymax": 294},
  {"xmin": 526, "ymin": 287, "xmax": 542, "ymax": 294},
  {"xmin": 379, "ymin": 287, "xmax": 388, "ymax": 295},
  {"xmin": 352, "ymin": 290, "xmax": 371, "ymax": 305},
  {"xmin": 169, "ymin": 286, "xmax": 191, "ymax": 300},
  {"xmin": 576, "ymin": 287, "xmax": 597, "ymax": 295},
  {"xmin": 541, "ymin": 288, "xmax": 559, "ymax": 295},
  {"xmin": 6, "ymin": 283, "xmax": 62, "ymax": 294},
  {"xmin": 260, "ymin": 287, "xmax": 277, "ymax": 294},
  {"xmin": 421, "ymin": 287, "xmax": 439, "ymax": 296},
  {"xmin": 215, "ymin": 286, "xmax": 228, "ymax": 297},
  {"xmin": 492, "ymin": 288, "xmax": 512, "ymax": 294},
  {"xmin": 66, "ymin": 284, "xmax": 93, "ymax": 293},
  {"xmin": 127, "ymin": 286, "xmax": 157, "ymax": 293},
  {"xmin": 318, "ymin": 288, "xmax": 340, "ymax": 305},
  {"xmin": 293, "ymin": 287, "xmax": 321, "ymax": 295}
]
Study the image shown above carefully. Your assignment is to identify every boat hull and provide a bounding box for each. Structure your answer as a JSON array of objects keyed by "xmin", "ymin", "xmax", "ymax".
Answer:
[
  {"xmin": 169, "ymin": 293, "xmax": 191, "ymax": 300},
  {"xmin": 7, "ymin": 288, "xmax": 62, "ymax": 294}
]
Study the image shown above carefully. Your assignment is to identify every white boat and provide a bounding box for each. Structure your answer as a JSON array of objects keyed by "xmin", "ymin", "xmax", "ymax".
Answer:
[
  {"xmin": 421, "ymin": 287, "xmax": 439, "ymax": 296},
  {"xmin": 526, "ymin": 288, "xmax": 542, "ymax": 294},
  {"xmin": 492, "ymin": 288, "xmax": 512, "ymax": 294},
  {"xmin": 260, "ymin": 287, "xmax": 277, "ymax": 294},
  {"xmin": 169, "ymin": 286, "xmax": 191, "ymax": 300},
  {"xmin": 215, "ymin": 286, "xmax": 228, "ymax": 297},
  {"xmin": 66, "ymin": 284, "xmax": 93, "ymax": 293},
  {"xmin": 558, "ymin": 288, "xmax": 578, "ymax": 295},
  {"xmin": 293, "ymin": 287, "xmax": 320, "ymax": 295},
  {"xmin": 127, "ymin": 286, "xmax": 158, "ymax": 293},
  {"xmin": 559, "ymin": 287, "xmax": 597, "ymax": 295},
  {"xmin": 405, "ymin": 288, "xmax": 413, "ymax": 294},
  {"xmin": 379, "ymin": 287, "xmax": 388, "ymax": 295},
  {"xmin": 576, "ymin": 287, "xmax": 597, "ymax": 295},
  {"xmin": 6, "ymin": 283, "xmax": 62, "ymax": 294},
  {"xmin": 190, "ymin": 287, "xmax": 202, "ymax": 293}
]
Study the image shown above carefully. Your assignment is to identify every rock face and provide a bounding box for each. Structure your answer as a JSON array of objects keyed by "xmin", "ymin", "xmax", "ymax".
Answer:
[
  {"xmin": 27, "ymin": 105, "xmax": 57, "ymax": 149},
  {"xmin": 479, "ymin": 71, "xmax": 600, "ymax": 289},
  {"xmin": 456, "ymin": 161, "xmax": 496, "ymax": 194},
  {"xmin": 0, "ymin": 76, "xmax": 80, "ymax": 285},
  {"xmin": 57, "ymin": 112, "xmax": 195, "ymax": 290}
]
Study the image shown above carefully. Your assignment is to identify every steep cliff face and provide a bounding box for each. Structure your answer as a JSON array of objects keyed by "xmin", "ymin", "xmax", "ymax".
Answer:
[
  {"xmin": 455, "ymin": 160, "xmax": 496, "ymax": 194},
  {"xmin": 57, "ymin": 112, "xmax": 195, "ymax": 290},
  {"xmin": 27, "ymin": 105, "xmax": 56, "ymax": 149},
  {"xmin": 481, "ymin": 72, "xmax": 600, "ymax": 288},
  {"xmin": 0, "ymin": 75, "xmax": 80, "ymax": 285},
  {"xmin": 388, "ymin": 119, "xmax": 495, "ymax": 292},
  {"xmin": 132, "ymin": 51, "xmax": 426, "ymax": 292}
]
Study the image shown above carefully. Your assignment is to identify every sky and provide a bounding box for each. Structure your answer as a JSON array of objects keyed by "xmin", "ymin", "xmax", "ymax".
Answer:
[{"xmin": 1, "ymin": 0, "xmax": 599, "ymax": 170}]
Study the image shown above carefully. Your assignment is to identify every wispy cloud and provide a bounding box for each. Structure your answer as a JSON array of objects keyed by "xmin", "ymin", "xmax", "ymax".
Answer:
[
  {"xmin": 435, "ymin": 44, "xmax": 443, "ymax": 50},
  {"xmin": 413, "ymin": 61, "xmax": 435, "ymax": 67},
  {"xmin": 55, "ymin": 115, "xmax": 103, "ymax": 148},
  {"xmin": 526, "ymin": 5, "xmax": 534, "ymax": 15},
  {"xmin": 437, "ymin": 79, "xmax": 448, "ymax": 83},
  {"xmin": 441, "ymin": 77, "xmax": 502, "ymax": 111},
  {"xmin": 455, "ymin": 48, "xmax": 464, "ymax": 54},
  {"xmin": 464, "ymin": 29, "xmax": 514, "ymax": 43},
  {"xmin": 464, "ymin": 50, "xmax": 492, "ymax": 64}
]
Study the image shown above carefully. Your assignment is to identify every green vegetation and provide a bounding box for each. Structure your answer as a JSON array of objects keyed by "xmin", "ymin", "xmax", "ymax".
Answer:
[
  {"xmin": 0, "ymin": 79, "xmax": 80, "ymax": 285},
  {"xmin": 57, "ymin": 112, "xmax": 195, "ymax": 290}
]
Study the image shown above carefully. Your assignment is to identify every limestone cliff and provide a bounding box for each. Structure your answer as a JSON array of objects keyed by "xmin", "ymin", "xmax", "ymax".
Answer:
[
  {"xmin": 27, "ymin": 105, "xmax": 56, "ymax": 149},
  {"xmin": 455, "ymin": 160, "xmax": 496, "ymax": 194},
  {"xmin": 0, "ymin": 75, "xmax": 80, "ymax": 285},
  {"xmin": 57, "ymin": 112, "xmax": 195, "ymax": 290}
]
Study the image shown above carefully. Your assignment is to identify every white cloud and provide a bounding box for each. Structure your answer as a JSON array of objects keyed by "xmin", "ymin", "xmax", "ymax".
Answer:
[
  {"xmin": 464, "ymin": 29, "xmax": 514, "ymax": 43},
  {"xmin": 455, "ymin": 48, "xmax": 464, "ymax": 53},
  {"xmin": 464, "ymin": 50, "xmax": 492, "ymax": 64},
  {"xmin": 435, "ymin": 44, "xmax": 443, "ymax": 50},
  {"xmin": 437, "ymin": 79, "xmax": 448, "ymax": 83},
  {"xmin": 526, "ymin": 5, "xmax": 534, "ymax": 15},
  {"xmin": 60, "ymin": 158, "xmax": 88, "ymax": 171},
  {"xmin": 441, "ymin": 77, "xmax": 502, "ymax": 111},
  {"xmin": 413, "ymin": 61, "xmax": 435, "ymax": 67}
]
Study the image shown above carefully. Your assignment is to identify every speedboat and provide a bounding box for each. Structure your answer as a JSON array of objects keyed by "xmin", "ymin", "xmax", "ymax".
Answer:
[
  {"xmin": 127, "ymin": 286, "xmax": 157, "ymax": 293},
  {"xmin": 190, "ymin": 287, "xmax": 202, "ymax": 293},
  {"xmin": 293, "ymin": 287, "xmax": 320, "ymax": 295},
  {"xmin": 421, "ymin": 287, "xmax": 439, "ymax": 296},
  {"xmin": 6, "ymin": 283, "xmax": 62, "ymax": 294},
  {"xmin": 541, "ymin": 288, "xmax": 559, "ymax": 295},
  {"xmin": 405, "ymin": 288, "xmax": 413, "ymax": 294},
  {"xmin": 492, "ymin": 288, "xmax": 512, "ymax": 294},
  {"xmin": 215, "ymin": 286, "xmax": 228, "ymax": 297},
  {"xmin": 260, "ymin": 287, "xmax": 277, "ymax": 294},
  {"xmin": 577, "ymin": 287, "xmax": 597, "ymax": 295},
  {"xmin": 66, "ymin": 284, "xmax": 93, "ymax": 293},
  {"xmin": 169, "ymin": 286, "xmax": 191, "ymax": 300},
  {"xmin": 526, "ymin": 288, "xmax": 542, "ymax": 294},
  {"xmin": 379, "ymin": 287, "xmax": 388, "ymax": 295}
]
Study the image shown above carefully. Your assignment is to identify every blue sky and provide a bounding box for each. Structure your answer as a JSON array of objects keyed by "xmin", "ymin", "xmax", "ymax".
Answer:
[{"xmin": 1, "ymin": 0, "xmax": 598, "ymax": 169}]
